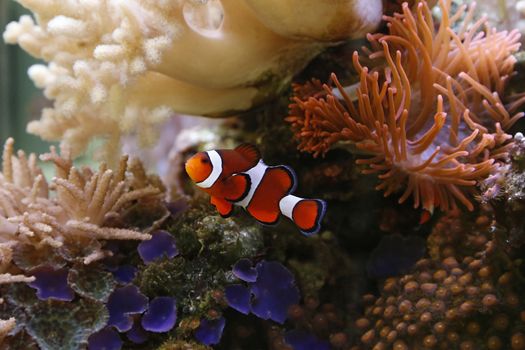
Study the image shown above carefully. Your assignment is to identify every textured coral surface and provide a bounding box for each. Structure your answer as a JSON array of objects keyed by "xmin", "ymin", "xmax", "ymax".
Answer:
[{"xmin": 1, "ymin": 0, "xmax": 525, "ymax": 350}]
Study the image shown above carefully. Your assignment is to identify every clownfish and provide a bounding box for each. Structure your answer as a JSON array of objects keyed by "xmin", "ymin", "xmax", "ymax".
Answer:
[{"xmin": 185, "ymin": 144, "xmax": 327, "ymax": 236}]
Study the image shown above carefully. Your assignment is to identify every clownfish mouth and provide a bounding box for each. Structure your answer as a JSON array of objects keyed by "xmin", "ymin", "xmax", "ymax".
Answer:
[{"xmin": 185, "ymin": 159, "xmax": 200, "ymax": 182}]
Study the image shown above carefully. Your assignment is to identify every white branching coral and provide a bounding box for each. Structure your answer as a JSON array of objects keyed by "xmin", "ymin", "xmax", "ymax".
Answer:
[
  {"xmin": 3, "ymin": 0, "xmax": 382, "ymax": 157},
  {"xmin": 0, "ymin": 138, "xmax": 164, "ymax": 270}
]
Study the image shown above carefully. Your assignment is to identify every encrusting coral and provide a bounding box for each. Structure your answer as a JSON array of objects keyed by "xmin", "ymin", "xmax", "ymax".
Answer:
[
  {"xmin": 287, "ymin": 0, "xmax": 525, "ymax": 213},
  {"xmin": 3, "ymin": 0, "xmax": 382, "ymax": 158},
  {"xmin": 353, "ymin": 211, "xmax": 525, "ymax": 350}
]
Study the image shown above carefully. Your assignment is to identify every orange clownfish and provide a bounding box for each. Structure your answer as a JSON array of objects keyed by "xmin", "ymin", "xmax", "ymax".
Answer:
[{"xmin": 185, "ymin": 144, "xmax": 327, "ymax": 236}]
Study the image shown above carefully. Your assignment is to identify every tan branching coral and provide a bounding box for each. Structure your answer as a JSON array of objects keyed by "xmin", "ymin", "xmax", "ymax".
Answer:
[
  {"xmin": 3, "ymin": 0, "xmax": 382, "ymax": 157},
  {"xmin": 0, "ymin": 138, "xmax": 164, "ymax": 270},
  {"xmin": 287, "ymin": 0, "xmax": 524, "ymax": 212}
]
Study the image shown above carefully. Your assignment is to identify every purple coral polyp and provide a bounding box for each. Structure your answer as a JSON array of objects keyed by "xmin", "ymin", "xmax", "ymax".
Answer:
[
  {"xmin": 111, "ymin": 265, "xmax": 137, "ymax": 284},
  {"xmin": 195, "ymin": 317, "xmax": 226, "ymax": 346},
  {"xmin": 28, "ymin": 266, "xmax": 75, "ymax": 301},
  {"xmin": 138, "ymin": 230, "xmax": 179, "ymax": 264},
  {"xmin": 250, "ymin": 261, "xmax": 300, "ymax": 324},
  {"xmin": 107, "ymin": 285, "xmax": 148, "ymax": 332},
  {"xmin": 232, "ymin": 258, "xmax": 258, "ymax": 282},
  {"xmin": 225, "ymin": 284, "xmax": 251, "ymax": 315},
  {"xmin": 226, "ymin": 260, "xmax": 300, "ymax": 324},
  {"xmin": 88, "ymin": 327, "xmax": 123, "ymax": 350},
  {"xmin": 127, "ymin": 319, "xmax": 148, "ymax": 344},
  {"xmin": 141, "ymin": 297, "xmax": 177, "ymax": 333}
]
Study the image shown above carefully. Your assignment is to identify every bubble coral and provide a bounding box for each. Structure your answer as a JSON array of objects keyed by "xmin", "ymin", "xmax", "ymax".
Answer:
[
  {"xmin": 3, "ymin": 0, "xmax": 382, "ymax": 156},
  {"xmin": 287, "ymin": 0, "xmax": 524, "ymax": 212}
]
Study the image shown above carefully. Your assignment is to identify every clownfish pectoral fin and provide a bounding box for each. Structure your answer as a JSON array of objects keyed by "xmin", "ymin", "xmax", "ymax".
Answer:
[
  {"xmin": 234, "ymin": 143, "xmax": 261, "ymax": 168},
  {"xmin": 210, "ymin": 196, "xmax": 234, "ymax": 218},
  {"xmin": 279, "ymin": 195, "xmax": 326, "ymax": 236},
  {"xmin": 223, "ymin": 173, "xmax": 251, "ymax": 202}
]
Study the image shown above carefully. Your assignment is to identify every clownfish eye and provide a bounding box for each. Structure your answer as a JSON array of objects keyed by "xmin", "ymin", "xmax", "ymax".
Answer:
[{"xmin": 201, "ymin": 158, "xmax": 210, "ymax": 164}]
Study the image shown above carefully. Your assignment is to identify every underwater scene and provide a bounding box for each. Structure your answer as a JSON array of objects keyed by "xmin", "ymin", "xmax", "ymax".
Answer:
[{"xmin": 1, "ymin": 0, "xmax": 525, "ymax": 349}]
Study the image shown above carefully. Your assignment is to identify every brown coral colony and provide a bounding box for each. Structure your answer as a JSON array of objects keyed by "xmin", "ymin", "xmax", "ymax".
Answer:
[{"xmin": 287, "ymin": 0, "xmax": 524, "ymax": 212}]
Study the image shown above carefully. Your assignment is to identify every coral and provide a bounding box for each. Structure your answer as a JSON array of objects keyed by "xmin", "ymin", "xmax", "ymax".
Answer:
[
  {"xmin": 3, "ymin": 0, "xmax": 382, "ymax": 158},
  {"xmin": 141, "ymin": 296, "xmax": 178, "ymax": 333},
  {"xmin": 284, "ymin": 329, "xmax": 331, "ymax": 350},
  {"xmin": 353, "ymin": 212, "xmax": 525, "ymax": 350},
  {"xmin": 157, "ymin": 339, "xmax": 211, "ymax": 350},
  {"xmin": 224, "ymin": 260, "xmax": 301, "ymax": 324},
  {"xmin": 138, "ymin": 230, "xmax": 179, "ymax": 264},
  {"xmin": 0, "ymin": 138, "xmax": 169, "ymax": 348},
  {"xmin": 286, "ymin": 0, "xmax": 524, "ymax": 212},
  {"xmin": 26, "ymin": 299, "xmax": 108, "ymax": 350},
  {"xmin": 366, "ymin": 234, "xmax": 426, "ymax": 279},
  {"xmin": 28, "ymin": 266, "xmax": 75, "ymax": 301},
  {"xmin": 232, "ymin": 258, "xmax": 258, "ymax": 282},
  {"xmin": 0, "ymin": 138, "xmax": 164, "ymax": 265},
  {"xmin": 478, "ymin": 132, "xmax": 525, "ymax": 248},
  {"xmin": 195, "ymin": 316, "xmax": 226, "ymax": 346},
  {"xmin": 278, "ymin": 300, "xmax": 350, "ymax": 349},
  {"xmin": 88, "ymin": 327, "xmax": 123, "ymax": 350},
  {"xmin": 106, "ymin": 285, "xmax": 148, "ymax": 332}
]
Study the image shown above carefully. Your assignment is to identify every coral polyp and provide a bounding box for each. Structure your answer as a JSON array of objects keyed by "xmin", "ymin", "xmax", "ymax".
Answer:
[
  {"xmin": 2, "ymin": 0, "xmax": 525, "ymax": 349},
  {"xmin": 287, "ymin": 0, "xmax": 524, "ymax": 212},
  {"xmin": 353, "ymin": 212, "xmax": 525, "ymax": 350}
]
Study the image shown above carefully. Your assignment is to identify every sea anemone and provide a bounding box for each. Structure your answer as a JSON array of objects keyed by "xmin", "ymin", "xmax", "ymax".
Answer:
[{"xmin": 287, "ymin": 0, "xmax": 525, "ymax": 212}]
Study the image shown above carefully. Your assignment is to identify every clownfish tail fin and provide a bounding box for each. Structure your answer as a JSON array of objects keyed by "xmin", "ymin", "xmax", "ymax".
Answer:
[{"xmin": 279, "ymin": 195, "xmax": 327, "ymax": 236}]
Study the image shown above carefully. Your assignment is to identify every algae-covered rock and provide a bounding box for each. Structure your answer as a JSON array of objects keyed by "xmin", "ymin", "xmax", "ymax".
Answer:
[
  {"xmin": 25, "ymin": 299, "xmax": 108, "ymax": 350},
  {"xmin": 68, "ymin": 263, "xmax": 117, "ymax": 302},
  {"xmin": 157, "ymin": 339, "xmax": 212, "ymax": 350}
]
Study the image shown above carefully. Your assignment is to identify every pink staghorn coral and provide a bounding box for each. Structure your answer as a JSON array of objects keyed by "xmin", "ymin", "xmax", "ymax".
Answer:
[{"xmin": 287, "ymin": 0, "xmax": 525, "ymax": 213}]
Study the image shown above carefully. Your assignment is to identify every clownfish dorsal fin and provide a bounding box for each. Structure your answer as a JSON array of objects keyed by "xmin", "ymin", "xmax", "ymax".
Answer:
[
  {"xmin": 234, "ymin": 143, "xmax": 261, "ymax": 168},
  {"xmin": 210, "ymin": 196, "xmax": 234, "ymax": 218},
  {"xmin": 224, "ymin": 173, "xmax": 251, "ymax": 202}
]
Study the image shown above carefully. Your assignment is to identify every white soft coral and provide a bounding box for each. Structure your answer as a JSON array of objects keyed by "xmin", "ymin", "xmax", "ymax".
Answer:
[{"xmin": 4, "ymin": 0, "xmax": 382, "ymax": 157}]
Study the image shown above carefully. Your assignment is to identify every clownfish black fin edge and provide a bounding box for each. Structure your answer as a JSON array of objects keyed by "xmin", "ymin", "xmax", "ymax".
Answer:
[
  {"xmin": 224, "ymin": 173, "xmax": 251, "ymax": 202},
  {"xmin": 294, "ymin": 199, "xmax": 327, "ymax": 236}
]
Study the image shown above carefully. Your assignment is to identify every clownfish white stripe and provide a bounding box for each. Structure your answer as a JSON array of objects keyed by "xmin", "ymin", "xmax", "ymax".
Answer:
[
  {"xmin": 196, "ymin": 150, "xmax": 222, "ymax": 188},
  {"xmin": 279, "ymin": 195, "xmax": 302, "ymax": 220},
  {"xmin": 235, "ymin": 160, "xmax": 266, "ymax": 208}
]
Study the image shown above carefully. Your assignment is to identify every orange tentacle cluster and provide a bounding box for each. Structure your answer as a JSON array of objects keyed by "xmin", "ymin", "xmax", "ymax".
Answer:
[{"xmin": 286, "ymin": 0, "xmax": 524, "ymax": 212}]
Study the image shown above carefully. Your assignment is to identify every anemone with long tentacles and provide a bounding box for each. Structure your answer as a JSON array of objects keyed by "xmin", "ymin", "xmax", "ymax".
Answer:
[{"xmin": 287, "ymin": 0, "xmax": 525, "ymax": 212}]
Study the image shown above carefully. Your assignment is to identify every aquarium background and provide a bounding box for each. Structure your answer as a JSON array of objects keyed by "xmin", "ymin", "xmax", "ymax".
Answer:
[
  {"xmin": 0, "ymin": 1, "xmax": 50, "ymax": 153},
  {"xmin": 0, "ymin": 0, "xmax": 524, "ymax": 349}
]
